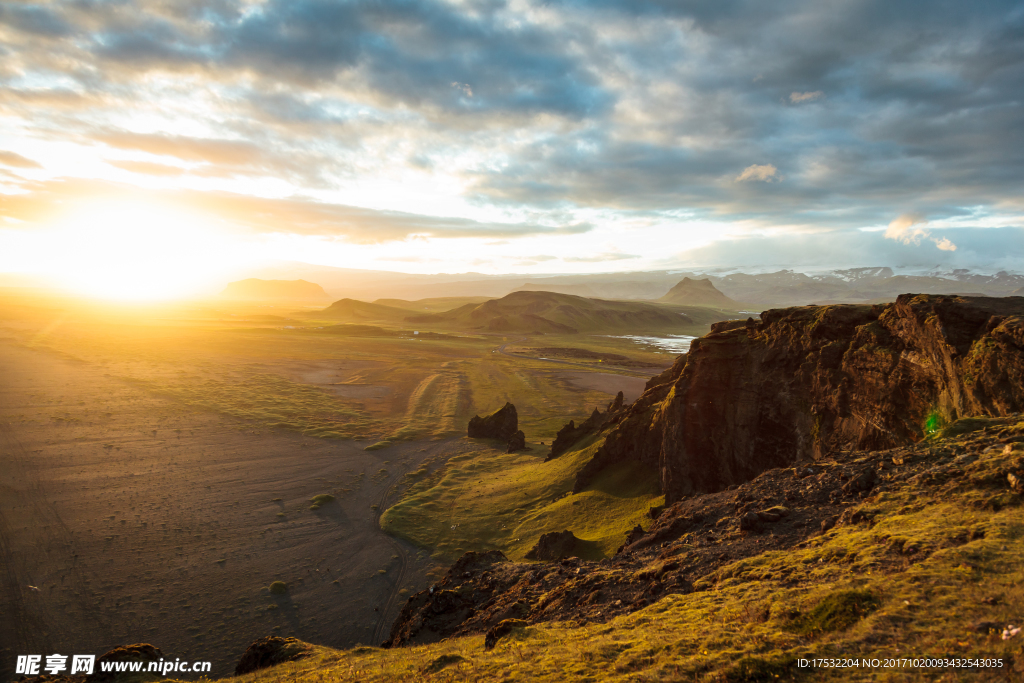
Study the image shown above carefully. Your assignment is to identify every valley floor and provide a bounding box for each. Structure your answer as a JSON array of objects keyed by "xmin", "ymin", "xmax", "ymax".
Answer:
[{"xmin": 0, "ymin": 338, "xmax": 468, "ymax": 679}]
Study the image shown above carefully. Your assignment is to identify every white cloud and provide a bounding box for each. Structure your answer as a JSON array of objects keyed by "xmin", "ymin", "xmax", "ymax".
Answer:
[
  {"xmin": 884, "ymin": 214, "xmax": 958, "ymax": 251},
  {"xmin": 736, "ymin": 164, "xmax": 778, "ymax": 182},
  {"xmin": 563, "ymin": 251, "xmax": 640, "ymax": 262},
  {"xmin": 790, "ymin": 91, "xmax": 824, "ymax": 103},
  {"xmin": 884, "ymin": 213, "xmax": 929, "ymax": 244}
]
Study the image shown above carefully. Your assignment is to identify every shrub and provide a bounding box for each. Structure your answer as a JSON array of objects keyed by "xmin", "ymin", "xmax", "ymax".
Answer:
[{"xmin": 788, "ymin": 590, "xmax": 879, "ymax": 635}]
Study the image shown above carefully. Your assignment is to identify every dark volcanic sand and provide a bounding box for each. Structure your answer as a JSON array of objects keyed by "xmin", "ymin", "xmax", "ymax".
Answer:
[{"xmin": 0, "ymin": 339, "xmax": 464, "ymax": 679}]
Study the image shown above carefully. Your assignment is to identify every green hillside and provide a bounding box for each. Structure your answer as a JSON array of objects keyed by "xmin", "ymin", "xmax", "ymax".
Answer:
[
  {"xmin": 412, "ymin": 290, "xmax": 718, "ymax": 334},
  {"xmin": 315, "ymin": 298, "xmax": 415, "ymax": 323},
  {"xmin": 373, "ymin": 296, "xmax": 493, "ymax": 312}
]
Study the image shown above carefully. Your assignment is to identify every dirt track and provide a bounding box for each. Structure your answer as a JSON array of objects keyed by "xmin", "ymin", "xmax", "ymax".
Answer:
[{"xmin": 0, "ymin": 338, "xmax": 450, "ymax": 679}]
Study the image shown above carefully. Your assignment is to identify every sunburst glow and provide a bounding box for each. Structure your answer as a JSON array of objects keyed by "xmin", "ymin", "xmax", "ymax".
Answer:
[{"xmin": 36, "ymin": 201, "xmax": 241, "ymax": 300}]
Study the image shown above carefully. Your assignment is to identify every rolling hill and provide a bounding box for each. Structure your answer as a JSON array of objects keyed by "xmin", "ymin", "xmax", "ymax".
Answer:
[
  {"xmin": 512, "ymin": 282, "xmax": 601, "ymax": 298},
  {"xmin": 315, "ymin": 298, "xmax": 413, "ymax": 323},
  {"xmin": 404, "ymin": 290, "xmax": 712, "ymax": 334},
  {"xmin": 658, "ymin": 277, "xmax": 739, "ymax": 308},
  {"xmin": 372, "ymin": 296, "xmax": 492, "ymax": 312}
]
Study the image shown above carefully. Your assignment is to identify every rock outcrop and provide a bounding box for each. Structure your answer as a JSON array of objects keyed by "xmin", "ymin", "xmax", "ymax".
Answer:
[
  {"xmin": 507, "ymin": 430, "xmax": 527, "ymax": 452},
  {"xmin": 468, "ymin": 402, "xmax": 518, "ymax": 441},
  {"xmin": 91, "ymin": 644, "xmax": 164, "ymax": 682},
  {"xmin": 581, "ymin": 294, "xmax": 1024, "ymax": 503},
  {"xmin": 524, "ymin": 530, "xmax": 580, "ymax": 561},
  {"xmin": 235, "ymin": 637, "xmax": 312, "ymax": 675},
  {"xmin": 383, "ymin": 415, "xmax": 1024, "ymax": 650},
  {"xmin": 547, "ymin": 392, "xmax": 626, "ymax": 461}
]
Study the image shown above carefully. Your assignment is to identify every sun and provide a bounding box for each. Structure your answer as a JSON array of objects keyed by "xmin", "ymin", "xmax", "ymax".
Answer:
[{"xmin": 40, "ymin": 200, "xmax": 239, "ymax": 301}]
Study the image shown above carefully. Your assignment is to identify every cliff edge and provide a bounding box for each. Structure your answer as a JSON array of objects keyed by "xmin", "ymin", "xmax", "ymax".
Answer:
[{"xmin": 586, "ymin": 294, "xmax": 1024, "ymax": 503}]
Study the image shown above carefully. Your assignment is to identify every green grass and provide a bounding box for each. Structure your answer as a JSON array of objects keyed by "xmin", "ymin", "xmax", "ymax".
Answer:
[
  {"xmin": 382, "ymin": 435, "xmax": 662, "ymax": 562},
  {"xmin": 309, "ymin": 493, "xmax": 335, "ymax": 510},
  {"xmin": 131, "ymin": 372, "xmax": 376, "ymax": 439},
  {"xmin": 786, "ymin": 589, "xmax": 879, "ymax": 636}
]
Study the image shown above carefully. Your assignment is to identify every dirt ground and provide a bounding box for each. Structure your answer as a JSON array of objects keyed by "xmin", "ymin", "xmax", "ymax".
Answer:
[
  {"xmin": 552, "ymin": 371, "xmax": 650, "ymax": 403},
  {"xmin": 0, "ymin": 338, "xmax": 474, "ymax": 679}
]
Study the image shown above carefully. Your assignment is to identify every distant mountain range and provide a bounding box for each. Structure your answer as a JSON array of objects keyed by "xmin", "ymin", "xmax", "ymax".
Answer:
[
  {"xmin": 312, "ymin": 290, "xmax": 729, "ymax": 335},
  {"xmin": 239, "ymin": 261, "xmax": 1024, "ymax": 308}
]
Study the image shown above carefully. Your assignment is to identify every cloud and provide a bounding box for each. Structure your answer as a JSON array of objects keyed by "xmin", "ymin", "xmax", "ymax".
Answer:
[
  {"xmin": 673, "ymin": 227, "xmax": 1020, "ymax": 270},
  {"xmin": 106, "ymin": 160, "xmax": 186, "ymax": 176},
  {"xmin": 0, "ymin": 151, "xmax": 43, "ymax": 169},
  {"xmin": 883, "ymin": 214, "xmax": 959, "ymax": 252},
  {"xmin": 884, "ymin": 214, "xmax": 930, "ymax": 245},
  {"xmin": 377, "ymin": 255, "xmax": 442, "ymax": 262},
  {"xmin": 564, "ymin": 251, "xmax": 641, "ymax": 263},
  {"xmin": 0, "ymin": 178, "xmax": 595, "ymax": 244},
  {"xmin": 790, "ymin": 91, "xmax": 823, "ymax": 103},
  {"xmin": 0, "ymin": 0, "xmax": 1022, "ymax": 270},
  {"xmin": 94, "ymin": 131, "xmax": 266, "ymax": 166},
  {"xmin": 736, "ymin": 164, "xmax": 778, "ymax": 182}
]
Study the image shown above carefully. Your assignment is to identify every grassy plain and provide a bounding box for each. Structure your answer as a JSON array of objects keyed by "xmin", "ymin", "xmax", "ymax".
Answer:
[{"xmin": 2, "ymin": 291, "xmax": 689, "ymax": 444}]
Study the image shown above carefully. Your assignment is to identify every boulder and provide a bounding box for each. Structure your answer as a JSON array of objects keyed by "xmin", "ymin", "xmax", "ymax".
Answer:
[
  {"xmin": 525, "ymin": 530, "xmax": 580, "ymax": 561},
  {"xmin": 468, "ymin": 402, "xmax": 518, "ymax": 441},
  {"xmin": 739, "ymin": 511, "xmax": 762, "ymax": 532},
  {"xmin": 90, "ymin": 643, "xmax": 164, "ymax": 682},
  {"xmin": 234, "ymin": 637, "xmax": 312, "ymax": 675},
  {"xmin": 507, "ymin": 430, "xmax": 527, "ymax": 453},
  {"xmin": 548, "ymin": 394, "xmax": 628, "ymax": 461},
  {"xmin": 616, "ymin": 524, "xmax": 647, "ymax": 553},
  {"xmin": 484, "ymin": 619, "xmax": 529, "ymax": 650}
]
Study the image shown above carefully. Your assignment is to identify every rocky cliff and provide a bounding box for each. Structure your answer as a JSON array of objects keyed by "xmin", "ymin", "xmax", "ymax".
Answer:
[{"xmin": 584, "ymin": 294, "xmax": 1024, "ymax": 503}]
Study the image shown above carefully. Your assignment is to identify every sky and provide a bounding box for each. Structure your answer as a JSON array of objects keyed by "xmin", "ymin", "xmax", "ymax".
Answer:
[{"xmin": 0, "ymin": 0, "xmax": 1022, "ymax": 297}]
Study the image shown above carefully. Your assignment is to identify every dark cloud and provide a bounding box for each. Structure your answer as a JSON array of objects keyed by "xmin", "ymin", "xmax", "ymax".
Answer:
[
  {"xmin": 676, "ymin": 228, "xmax": 1024, "ymax": 272},
  {"xmin": 0, "ymin": 0, "xmax": 1021, "ymax": 257},
  {"xmin": 0, "ymin": 4, "xmax": 73, "ymax": 37}
]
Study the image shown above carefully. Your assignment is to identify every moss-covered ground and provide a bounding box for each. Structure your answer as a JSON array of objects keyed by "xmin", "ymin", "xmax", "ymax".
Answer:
[
  {"xmin": 382, "ymin": 434, "xmax": 663, "ymax": 563},
  {"xmin": 185, "ymin": 421, "xmax": 1024, "ymax": 681}
]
